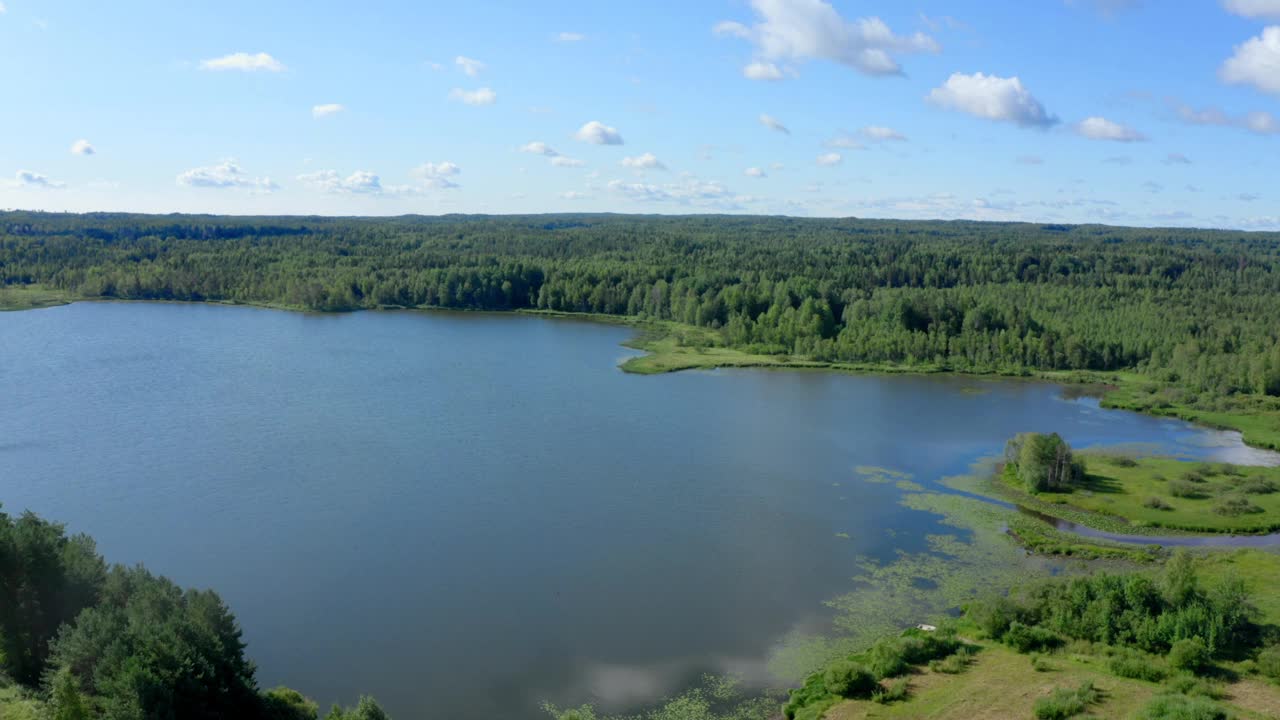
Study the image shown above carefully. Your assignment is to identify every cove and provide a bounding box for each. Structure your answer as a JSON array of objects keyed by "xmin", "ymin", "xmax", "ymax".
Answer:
[{"xmin": 0, "ymin": 302, "xmax": 1266, "ymax": 719}]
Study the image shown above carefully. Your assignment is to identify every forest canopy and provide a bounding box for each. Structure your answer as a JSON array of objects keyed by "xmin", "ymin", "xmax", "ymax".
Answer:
[{"xmin": 4, "ymin": 212, "xmax": 1280, "ymax": 399}]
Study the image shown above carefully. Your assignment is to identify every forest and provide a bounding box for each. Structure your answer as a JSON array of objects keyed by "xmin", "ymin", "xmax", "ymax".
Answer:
[
  {"xmin": 4, "ymin": 210, "xmax": 1280, "ymax": 408},
  {"xmin": 0, "ymin": 507, "xmax": 385, "ymax": 720}
]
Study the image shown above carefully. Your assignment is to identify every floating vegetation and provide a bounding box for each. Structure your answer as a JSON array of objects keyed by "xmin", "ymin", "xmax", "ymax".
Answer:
[{"xmin": 854, "ymin": 466, "xmax": 915, "ymax": 485}]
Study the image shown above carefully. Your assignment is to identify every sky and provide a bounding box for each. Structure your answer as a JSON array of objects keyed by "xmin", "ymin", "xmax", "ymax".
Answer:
[{"xmin": 1, "ymin": 0, "xmax": 1278, "ymax": 229}]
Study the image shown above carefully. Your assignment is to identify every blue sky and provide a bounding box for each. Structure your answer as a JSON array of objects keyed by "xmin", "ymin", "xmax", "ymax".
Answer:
[{"xmin": 1, "ymin": 0, "xmax": 1278, "ymax": 228}]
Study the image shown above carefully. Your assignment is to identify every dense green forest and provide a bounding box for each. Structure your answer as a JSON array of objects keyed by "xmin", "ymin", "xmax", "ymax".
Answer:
[
  {"xmin": 0, "ymin": 507, "xmax": 384, "ymax": 720},
  {"xmin": 4, "ymin": 211, "xmax": 1280, "ymax": 400}
]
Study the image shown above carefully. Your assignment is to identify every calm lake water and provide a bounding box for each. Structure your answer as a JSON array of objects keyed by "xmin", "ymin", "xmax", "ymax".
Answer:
[{"xmin": 0, "ymin": 303, "xmax": 1265, "ymax": 718}]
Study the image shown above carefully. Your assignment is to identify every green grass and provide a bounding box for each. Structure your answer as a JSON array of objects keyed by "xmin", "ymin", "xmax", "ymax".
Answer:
[
  {"xmin": 1101, "ymin": 380, "xmax": 1280, "ymax": 452},
  {"xmin": 998, "ymin": 456, "xmax": 1280, "ymax": 534},
  {"xmin": 0, "ymin": 684, "xmax": 43, "ymax": 720},
  {"xmin": 0, "ymin": 284, "xmax": 76, "ymax": 311}
]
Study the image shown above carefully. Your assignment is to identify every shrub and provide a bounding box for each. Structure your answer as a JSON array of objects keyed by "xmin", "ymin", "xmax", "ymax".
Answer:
[
  {"xmin": 1003, "ymin": 622, "xmax": 1062, "ymax": 654},
  {"xmin": 1212, "ymin": 497, "xmax": 1263, "ymax": 516},
  {"xmin": 871, "ymin": 677, "xmax": 910, "ymax": 704},
  {"xmin": 1237, "ymin": 478, "xmax": 1278, "ymax": 495},
  {"xmin": 866, "ymin": 632, "xmax": 961, "ymax": 679},
  {"xmin": 822, "ymin": 660, "xmax": 877, "ymax": 699},
  {"xmin": 1166, "ymin": 674, "xmax": 1225, "ymax": 700},
  {"xmin": 1110, "ymin": 650, "xmax": 1168, "ymax": 682},
  {"xmin": 971, "ymin": 596, "xmax": 1021, "ymax": 639},
  {"xmin": 1257, "ymin": 644, "xmax": 1280, "ymax": 681},
  {"xmin": 1145, "ymin": 496, "xmax": 1174, "ymax": 510},
  {"xmin": 1168, "ymin": 637, "xmax": 1212, "ymax": 674},
  {"xmin": 1032, "ymin": 681, "xmax": 1098, "ymax": 720},
  {"xmin": 1107, "ymin": 455, "xmax": 1139, "ymax": 468},
  {"xmin": 928, "ymin": 647, "xmax": 975, "ymax": 674},
  {"xmin": 1169, "ymin": 480, "xmax": 1208, "ymax": 499},
  {"xmin": 1182, "ymin": 469, "xmax": 1208, "ymax": 484},
  {"xmin": 1031, "ymin": 653, "xmax": 1054, "ymax": 672},
  {"xmin": 1134, "ymin": 693, "xmax": 1231, "ymax": 720}
]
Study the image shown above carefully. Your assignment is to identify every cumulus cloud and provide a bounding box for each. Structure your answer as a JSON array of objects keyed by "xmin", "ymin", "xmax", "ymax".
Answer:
[
  {"xmin": 743, "ymin": 61, "xmax": 784, "ymax": 80},
  {"xmin": 825, "ymin": 133, "xmax": 865, "ymax": 150},
  {"xmin": 178, "ymin": 160, "xmax": 277, "ymax": 191},
  {"xmin": 312, "ymin": 103, "xmax": 345, "ymax": 118},
  {"xmin": 1220, "ymin": 27, "xmax": 1280, "ymax": 94},
  {"xmin": 927, "ymin": 72, "xmax": 1057, "ymax": 128},
  {"xmin": 199, "ymin": 52, "xmax": 286, "ymax": 72},
  {"xmin": 1074, "ymin": 116, "xmax": 1146, "ymax": 141},
  {"xmin": 412, "ymin": 161, "xmax": 462, "ymax": 189},
  {"xmin": 11, "ymin": 170, "xmax": 65, "ymax": 189},
  {"xmin": 816, "ymin": 152, "xmax": 843, "ymax": 166},
  {"xmin": 297, "ymin": 170, "xmax": 384, "ymax": 194},
  {"xmin": 455, "ymin": 56, "xmax": 486, "ymax": 77},
  {"xmin": 861, "ymin": 125, "xmax": 907, "ymax": 141},
  {"xmin": 521, "ymin": 142, "xmax": 560, "ymax": 156},
  {"xmin": 551, "ymin": 156, "xmax": 585, "ymax": 167},
  {"xmin": 574, "ymin": 121, "xmax": 624, "ymax": 145},
  {"xmin": 715, "ymin": 0, "xmax": 940, "ymax": 78},
  {"xmin": 745, "ymin": 167, "xmax": 767, "ymax": 177},
  {"xmin": 759, "ymin": 114, "xmax": 790, "ymax": 134},
  {"xmin": 621, "ymin": 153, "xmax": 666, "ymax": 171},
  {"xmin": 1172, "ymin": 101, "xmax": 1280, "ymax": 135},
  {"xmin": 556, "ymin": 32, "xmax": 585, "ymax": 42},
  {"xmin": 70, "ymin": 139, "xmax": 95, "ymax": 155},
  {"xmin": 608, "ymin": 177, "xmax": 745, "ymax": 208},
  {"xmin": 449, "ymin": 87, "xmax": 497, "ymax": 105},
  {"xmin": 1223, "ymin": 0, "xmax": 1280, "ymax": 18}
]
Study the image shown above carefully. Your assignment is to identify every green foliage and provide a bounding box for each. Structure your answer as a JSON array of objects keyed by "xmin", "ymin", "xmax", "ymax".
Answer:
[
  {"xmin": 1002, "ymin": 622, "xmax": 1063, "ymax": 654},
  {"xmin": 1031, "ymin": 681, "xmax": 1098, "ymax": 720},
  {"xmin": 1145, "ymin": 496, "xmax": 1174, "ymax": 510},
  {"xmin": 1165, "ymin": 674, "xmax": 1225, "ymax": 700},
  {"xmin": 1169, "ymin": 480, "xmax": 1209, "ymax": 499},
  {"xmin": 1006, "ymin": 433, "xmax": 1085, "ymax": 492},
  {"xmin": 1167, "ymin": 638, "xmax": 1212, "ymax": 674},
  {"xmin": 1211, "ymin": 497, "xmax": 1263, "ymax": 516},
  {"xmin": 865, "ymin": 631, "xmax": 962, "ymax": 679},
  {"xmin": 929, "ymin": 647, "xmax": 975, "ymax": 674},
  {"xmin": 1257, "ymin": 644, "xmax": 1280, "ymax": 681},
  {"xmin": 821, "ymin": 660, "xmax": 877, "ymax": 698},
  {"xmin": 48, "ymin": 666, "xmax": 91, "ymax": 720},
  {"xmin": 871, "ymin": 677, "xmax": 910, "ymax": 704},
  {"xmin": 0, "ymin": 507, "xmax": 107, "ymax": 685},
  {"xmin": 1029, "ymin": 653, "xmax": 1053, "ymax": 672},
  {"xmin": 262, "ymin": 687, "xmax": 320, "ymax": 720},
  {"xmin": 1133, "ymin": 693, "xmax": 1232, "ymax": 720},
  {"xmin": 1108, "ymin": 649, "xmax": 1169, "ymax": 682},
  {"xmin": 325, "ymin": 696, "xmax": 391, "ymax": 720},
  {"xmin": 1236, "ymin": 477, "xmax": 1278, "ymax": 494}
]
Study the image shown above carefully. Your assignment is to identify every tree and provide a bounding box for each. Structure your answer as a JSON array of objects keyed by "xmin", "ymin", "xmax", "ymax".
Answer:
[
  {"xmin": 49, "ymin": 666, "xmax": 91, "ymax": 720},
  {"xmin": 1010, "ymin": 433, "xmax": 1085, "ymax": 492}
]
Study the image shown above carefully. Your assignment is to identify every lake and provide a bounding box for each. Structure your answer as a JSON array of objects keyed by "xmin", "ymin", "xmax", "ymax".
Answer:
[{"xmin": 0, "ymin": 302, "xmax": 1264, "ymax": 718}]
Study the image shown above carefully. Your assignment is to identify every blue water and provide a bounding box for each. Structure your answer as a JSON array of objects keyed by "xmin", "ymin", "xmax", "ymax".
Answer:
[{"xmin": 0, "ymin": 302, "xmax": 1263, "ymax": 718}]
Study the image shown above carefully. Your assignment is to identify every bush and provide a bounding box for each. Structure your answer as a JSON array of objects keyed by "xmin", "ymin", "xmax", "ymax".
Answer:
[
  {"xmin": 866, "ymin": 632, "xmax": 961, "ymax": 679},
  {"xmin": 1212, "ymin": 497, "xmax": 1263, "ymax": 516},
  {"xmin": 1168, "ymin": 637, "xmax": 1212, "ymax": 674},
  {"xmin": 871, "ymin": 677, "xmax": 910, "ymax": 704},
  {"xmin": 1134, "ymin": 693, "xmax": 1231, "ymax": 720},
  {"xmin": 1166, "ymin": 674, "xmax": 1225, "ymax": 700},
  {"xmin": 1110, "ymin": 650, "xmax": 1169, "ymax": 682},
  {"xmin": 1169, "ymin": 480, "xmax": 1208, "ymax": 499},
  {"xmin": 1145, "ymin": 496, "xmax": 1174, "ymax": 510},
  {"xmin": 1107, "ymin": 455, "xmax": 1139, "ymax": 467},
  {"xmin": 822, "ymin": 660, "xmax": 877, "ymax": 699},
  {"xmin": 928, "ymin": 647, "xmax": 975, "ymax": 674},
  {"xmin": 1031, "ymin": 653, "xmax": 1054, "ymax": 672},
  {"xmin": 1183, "ymin": 469, "xmax": 1209, "ymax": 483},
  {"xmin": 971, "ymin": 596, "xmax": 1020, "ymax": 640},
  {"xmin": 1032, "ymin": 681, "xmax": 1098, "ymax": 720},
  {"xmin": 1257, "ymin": 644, "xmax": 1280, "ymax": 681},
  {"xmin": 1236, "ymin": 478, "xmax": 1277, "ymax": 495},
  {"xmin": 1003, "ymin": 622, "xmax": 1063, "ymax": 654}
]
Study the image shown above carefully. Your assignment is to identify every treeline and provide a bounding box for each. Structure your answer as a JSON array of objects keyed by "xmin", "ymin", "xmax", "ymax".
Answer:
[
  {"xmin": 0, "ymin": 507, "xmax": 385, "ymax": 720},
  {"xmin": 5, "ymin": 212, "xmax": 1280, "ymax": 396}
]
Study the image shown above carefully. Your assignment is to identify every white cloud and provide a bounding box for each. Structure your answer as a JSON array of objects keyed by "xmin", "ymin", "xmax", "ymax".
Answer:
[
  {"xmin": 1223, "ymin": 0, "xmax": 1280, "ymax": 19},
  {"xmin": 927, "ymin": 72, "xmax": 1057, "ymax": 128},
  {"xmin": 1164, "ymin": 153, "xmax": 1192, "ymax": 164},
  {"xmin": 574, "ymin": 121, "xmax": 624, "ymax": 145},
  {"xmin": 178, "ymin": 160, "xmax": 277, "ymax": 191},
  {"xmin": 297, "ymin": 170, "xmax": 384, "ymax": 194},
  {"xmin": 608, "ymin": 177, "xmax": 743, "ymax": 207},
  {"xmin": 556, "ymin": 32, "xmax": 585, "ymax": 42},
  {"xmin": 861, "ymin": 125, "xmax": 907, "ymax": 141},
  {"xmin": 70, "ymin": 139, "xmax": 95, "ymax": 155},
  {"xmin": 1074, "ymin": 116, "xmax": 1146, "ymax": 141},
  {"xmin": 743, "ymin": 61, "xmax": 784, "ymax": 80},
  {"xmin": 1174, "ymin": 101, "xmax": 1280, "ymax": 135},
  {"xmin": 412, "ymin": 161, "xmax": 462, "ymax": 189},
  {"xmin": 825, "ymin": 133, "xmax": 865, "ymax": 149},
  {"xmin": 11, "ymin": 170, "xmax": 65, "ymax": 189},
  {"xmin": 745, "ymin": 167, "xmax": 767, "ymax": 177},
  {"xmin": 312, "ymin": 103, "xmax": 345, "ymax": 118},
  {"xmin": 715, "ymin": 0, "xmax": 940, "ymax": 78},
  {"xmin": 759, "ymin": 113, "xmax": 790, "ymax": 134},
  {"xmin": 551, "ymin": 156, "xmax": 585, "ymax": 167},
  {"xmin": 560, "ymin": 191, "xmax": 589, "ymax": 200},
  {"xmin": 449, "ymin": 87, "xmax": 497, "ymax": 105},
  {"xmin": 1220, "ymin": 27, "xmax": 1280, "ymax": 95},
  {"xmin": 816, "ymin": 152, "xmax": 843, "ymax": 166},
  {"xmin": 621, "ymin": 152, "xmax": 666, "ymax": 171},
  {"xmin": 455, "ymin": 56, "xmax": 486, "ymax": 77},
  {"xmin": 199, "ymin": 52, "xmax": 286, "ymax": 72},
  {"xmin": 521, "ymin": 142, "xmax": 560, "ymax": 156},
  {"xmin": 0, "ymin": 3, "xmax": 7, "ymax": 13}
]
